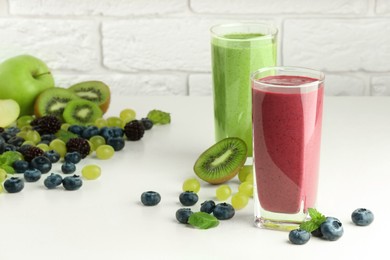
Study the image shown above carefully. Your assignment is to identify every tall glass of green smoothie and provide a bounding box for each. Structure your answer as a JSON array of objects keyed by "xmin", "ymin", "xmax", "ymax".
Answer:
[{"xmin": 210, "ymin": 23, "xmax": 277, "ymax": 157}]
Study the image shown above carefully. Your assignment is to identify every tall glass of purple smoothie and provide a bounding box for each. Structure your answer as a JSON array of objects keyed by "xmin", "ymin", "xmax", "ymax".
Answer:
[
  {"xmin": 210, "ymin": 23, "xmax": 277, "ymax": 157},
  {"xmin": 251, "ymin": 67, "xmax": 325, "ymax": 230}
]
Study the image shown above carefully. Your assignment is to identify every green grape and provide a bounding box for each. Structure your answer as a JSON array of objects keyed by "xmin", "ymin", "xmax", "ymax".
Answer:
[
  {"xmin": 49, "ymin": 139, "xmax": 67, "ymax": 158},
  {"xmin": 89, "ymin": 135, "xmax": 106, "ymax": 150},
  {"xmin": 238, "ymin": 182, "xmax": 253, "ymax": 197},
  {"xmin": 215, "ymin": 184, "xmax": 231, "ymax": 201},
  {"xmin": 238, "ymin": 165, "xmax": 253, "ymax": 182},
  {"xmin": 120, "ymin": 108, "xmax": 136, "ymax": 123},
  {"xmin": 95, "ymin": 145, "xmax": 115, "ymax": 160},
  {"xmin": 231, "ymin": 192, "xmax": 249, "ymax": 210},
  {"xmin": 16, "ymin": 115, "xmax": 34, "ymax": 128},
  {"xmin": 245, "ymin": 172, "xmax": 254, "ymax": 184},
  {"xmin": 0, "ymin": 168, "xmax": 7, "ymax": 182},
  {"xmin": 25, "ymin": 130, "xmax": 41, "ymax": 144},
  {"xmin": 61, "ymin": 123, "xmax": 70, "ymax": 131},
  {"xmin": 16, "ymin": 130, "xmax": 28, "ymax": 139},
  {"xmin": 94, "ymin": 118, "xmax": 107, "ymax": 128},
  {"xmin": 182, "ymin": 178, "xmax": 201, "ymax": 193},
  {"xmin": 147, "ymin": 109, "xmax": 170, "ymax": 125},
  {"xmin": 22, "ymin": 140, "xmax": 36, "ymax": 147},
  {"xmin": 82, "ymin": 164, "xmax": 101, "ymax": 180},
  {"xmin": 36, "ymin": 143, "xmax": 50, "ymax": 152},
  {"xmin": 0, "ymin": 183, "xmax": 3, "ymax": 193},
  {"xmin": 106, "ymin": 116, "xmax": 123, "ymax": 128}
]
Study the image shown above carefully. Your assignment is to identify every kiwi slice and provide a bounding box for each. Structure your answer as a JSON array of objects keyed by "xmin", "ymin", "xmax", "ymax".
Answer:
[
  {"xmin": 193, "ymin": 137, "xmax": 247, "ymax": 184},
  {"xmin": 62, "ymin": 99, "xmax": 103, "ymax": 126},
  {"xmin": 68, "ymin": 81, "xmax": 111, "ymax": 113},
  {"xmin": 34, "ymin": 87, "xmax": 80, "ymax": 119}
]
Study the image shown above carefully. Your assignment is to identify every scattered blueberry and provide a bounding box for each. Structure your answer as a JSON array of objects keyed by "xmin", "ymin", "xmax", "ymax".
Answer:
[
  {"xmin": 176, "ymin": 208, "xmax": 193, "ymax": 224},
  {"xmin": 111, "ymin": 127, "xmax": 124, "ymax": 138},
  {"xmin": 7, "ymin": 136, "xmax": 24, "ymax": 147},
  {"xmin": 320, "ymin": 217, "xmax": 344, "ymax": 241},
  {"xmin": 99, "ymin": 127, "xmax": 115, "ymax": 141},
  {"xmin": 107, "ymin": 137, "xmax": 125, "ymax": 151},
  {"xmin": 40, "ymin": 134, "xmax": 56, "ymax": 144},
  {"xmin": 24, "ymin": 169, "xmax": 42, "ymax": 182},
  {"xmin": 3, "ymin": 177, "xmax": 24, "ymax": 193},
  {"xmin": 289, "ymin": 229, "xmax": 311, "ymax": 245},
  {"xmin": 200, "ymin": 200, "xmax": 216, "ymax": 214},
  {"xmin": 64, "ymin": 151, "xmax": 82, "ymax": 164},
  {"xmin": 62, "ymin": 175, "xmax": 83, "ymax": 190},
  {"xmin": 311, "ymin": 228, "xmax": 323, "ymax": 238},
  {"xmin": 30, "ymin": 156, "xmax": 52, "ymax": 174},
  {"xmin": 82, "ymin": 126, "xmax": 100, "ymax": 139},
  {"xmin": 44, "ymin": 173, "xmax": 63, "ymax": 189},
  {"xmin": 44, "ymin": 150, "xmax": 61, "ymax": 163},
  {"xmin": 12, "ymin": 160, "xmax": 29, "ymax": 173},
  {"xmin": 4, "ymin": 144, "xmax": 16, "ymax": 151},
  {"xmin": 351, "ymin": 208, "xmax": 374, "ymax": 226},
  {"xmin": 0, "ymin": 135, "xmax": 5, "ymax": 154},
  {"xmin": 179, "ymin": 191, "xmax": 199, "ymax": 206},
  {"xmin": 68, "ymin": 125, "xmax": 85, "ymax": 136},
  {"xmin": 141, "ymin": 191, "xmax": 161, "ymax": 206},
  {"xmin": 61, "ymin": 161, "xmax": 76, "ymax": 174},
  {"xmin": 213, "ymin": 203, "xmax": 235, "ymax": 220},
  {"xmin": 141, "ymin": 118, "xmax": 153, "ymax": 130}
]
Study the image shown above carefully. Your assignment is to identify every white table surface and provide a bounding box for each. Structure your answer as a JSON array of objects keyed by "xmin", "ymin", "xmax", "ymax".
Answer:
[{"xmin": 1, "ymin": 96, "xmax": 389, "ymax": 260}]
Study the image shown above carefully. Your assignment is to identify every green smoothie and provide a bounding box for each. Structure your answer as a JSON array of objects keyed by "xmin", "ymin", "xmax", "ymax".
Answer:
[{"xmin": 211, "ymin": 32, "xmax": 276, "ymax": 156}]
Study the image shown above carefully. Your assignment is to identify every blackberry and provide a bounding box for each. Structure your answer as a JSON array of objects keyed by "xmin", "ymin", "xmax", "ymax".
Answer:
[
  {"xmin": 66, "ymin": 138, "xmax": 90, "ymax": 158},
  {"xmin": 21, "ymin": 146, "xmax": 45, "ymax": 162},
  {"xmin": 30, "ymin": 115, "xmax": 62, "ymax": 135},
  {"xmin": 124, "ymin": 120, "xmax": 145, "ymax": 141}
]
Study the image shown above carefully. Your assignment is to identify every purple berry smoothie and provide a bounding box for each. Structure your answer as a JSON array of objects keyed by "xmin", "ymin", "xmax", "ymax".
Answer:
[{"xmin": 252, "ymin": 75, "xmax": 324, "ymax": 214}]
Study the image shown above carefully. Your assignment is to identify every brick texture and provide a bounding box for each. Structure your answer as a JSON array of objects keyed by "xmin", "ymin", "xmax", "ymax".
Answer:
[{"xmin": 0, "ymin": 1, "xmax": 389, "ymax": 96}]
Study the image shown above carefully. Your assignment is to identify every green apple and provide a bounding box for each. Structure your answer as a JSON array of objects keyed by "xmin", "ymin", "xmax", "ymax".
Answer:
[
  {"xmin": 0, "ymin": 99, "xmax": 20, "ymax": 127},
  {"xmin": 0, "ymin": 55, "xmax": 54, "ymax": 115}
]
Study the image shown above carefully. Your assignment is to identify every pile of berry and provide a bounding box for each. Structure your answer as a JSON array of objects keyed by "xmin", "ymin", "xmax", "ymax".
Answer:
[{"xmin": 0, "ymin": 109, "xmax": 170, "ymax": 193}]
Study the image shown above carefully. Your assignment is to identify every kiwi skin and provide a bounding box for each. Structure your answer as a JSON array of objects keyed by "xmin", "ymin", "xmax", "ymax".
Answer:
[
  {"xmin": 68, "ymin": 81, "xmax": 111, "ymax": 114},
  {"xmin": 34, "ymin": 87, "xmax": 80, "ymax": 119},
  {"xmin": 62, "ymin": 99, "xmax": 103, "ymax": 126},
  {"xmin": 193, "ymin": 137, "xmax": 247, "ymax": 184}
]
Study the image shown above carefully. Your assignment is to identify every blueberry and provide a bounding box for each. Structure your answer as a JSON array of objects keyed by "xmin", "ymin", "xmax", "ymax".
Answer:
[
  {"xmin": 3, "ymin": 177, "xmax": 24, "ymax": 193},
  {"xmin": 41, "ymin": 134, "xmax": 56, "ymax": 143},
  {"xmin": 7, "ymin": 136, "xmax": 25, "ymax": 147},
  {"xmin": 68, "ymin": 125, "xmax": 85, "ymax": 136},
  {"xmin": 24, "ymin": 169, "xmax": 42, "ymax": 182},
  {"xmin": 62, "ymin": 175, "xmax": 83, "ymax": 190},
  {"xmin": 311, "ymin": 228, "xmax": 323, "ymax": 238},
  {"xmin": 4, "ymin": 144, "xmax": 16, "ymax": 152},
  {"xmin": 176, "ymin": 208, "xmax": 193, "ymax": 224},
  {"xmin": 320, "ymin": 217, "xmax": 344, "ymax": 241},
  {"xmin": 351, "ymin": 208, "xmax": 374, "ymax": 226},
  {"xmin": 64, "ymin": 151, "xmax": 82, "ymax": 164},
  {"xmin": 0, "ymin": 136, "xmax": 5, "ymax": 154},
  {"xmin": 0, "ymin": 132, "xmax": 13, "ymax": 142},
  {"xmin": 141, "ymin": 118, "xmax": 153, "ymax": 130},
  {"xmin": 141, "ymin": 191, "xmax": 161, "ymax": 206},
  {"xmin": 111, "ymin": 127, "xmax": 124, "ymax": 138},
  {"xmin": 5, "ymin": 127, "xmax": 20, "ymax": 136},
  {"xmin": 179, "ymin": 191, "xmax": 199, "ymax": 206},
  {"xmin": 289, "ymin": 229, "xmax": 311, "ymax": 245},
  {"xmin": 30, "ymin": 156, "xmax": 52, "ymax": 174},
  {"xmin": 44, "ymin": 173, "xmax": 63, "ymax": 189},
  {"xmin": 12, "ymin": 160, "xmax": 29, "ymax": 173},
  {"xmin": 213, "ymin": 203, "xmax": 235, "ymax": 220},
  {"xmin": 44, "ymin": 150, "xmax": 61, "ymax": 163},
  {"xmin": 61, "ymin": 161, "xmax": 76, "ymax": 174},
  {"xmin": 200, "ymin": 200, "xmax": 216, "ymax": 214},
  {"xmin": 81, "ymin": 126, "xmax": 100, "ymax": 139},
  {"xmin": 107, "ymin": 137, "xmax": 125, "ymax": 151},
  {"xmin": 100, "ymin": 127, "xmax": 115, "ymax": 141}
]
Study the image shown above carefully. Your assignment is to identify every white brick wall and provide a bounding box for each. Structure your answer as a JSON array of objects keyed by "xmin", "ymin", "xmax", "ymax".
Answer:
[{"xmin": 0, "ymin": 0, "xmax": 389, "ymax": 96}]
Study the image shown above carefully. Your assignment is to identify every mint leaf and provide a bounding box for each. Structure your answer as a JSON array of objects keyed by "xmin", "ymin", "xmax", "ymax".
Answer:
[
  {"xmin": 147, "ymin": 109, "xmax": 171, "ymax": 125},
  {"xmin": 188, "ymin": 212, "xmax": 219, "ymax": 229},
  {"xmin": 299, "ymin": 208, "xmax": 326, "ymax": 233}
]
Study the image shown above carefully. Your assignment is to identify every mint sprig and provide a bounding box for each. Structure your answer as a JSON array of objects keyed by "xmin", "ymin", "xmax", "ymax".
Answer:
[
  {"xmin": 299, "ymin": 208, "xmax": 326, "ymax": 232},
  {"xmin": 188, "ymin": 212, "xmax": 219, "ymax": 229}
]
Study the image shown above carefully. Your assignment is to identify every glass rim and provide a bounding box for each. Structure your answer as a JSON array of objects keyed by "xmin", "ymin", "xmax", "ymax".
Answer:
[
  {"xmin": 210, "ymin": 22, "xmax": 278, "ymax": 41},
  {"xmin": 251, "ymin": 66, "xmax": 325, "ymax": 89}
]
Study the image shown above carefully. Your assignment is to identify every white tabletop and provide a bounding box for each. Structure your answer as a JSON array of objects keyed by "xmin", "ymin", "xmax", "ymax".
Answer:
[{"xmin": 1, "ymin": 96, "xmax": 389, "ymax": 260}]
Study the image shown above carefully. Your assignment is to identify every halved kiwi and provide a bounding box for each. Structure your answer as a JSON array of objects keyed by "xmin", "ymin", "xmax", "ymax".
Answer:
[
  {"xmin": 62, "ymin": 99, "xmax": 103, "ymax": 126},
  {"xmin": 68, "ymin": 81, "xmax": 111, "ymax": 113},
  {"xmin": 193, "ymin": 137, "xmax": 247, "ymax": 184},
  {"xmin": 34, "ymin": 87, "xmax": 80, "ymax": 119}
]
